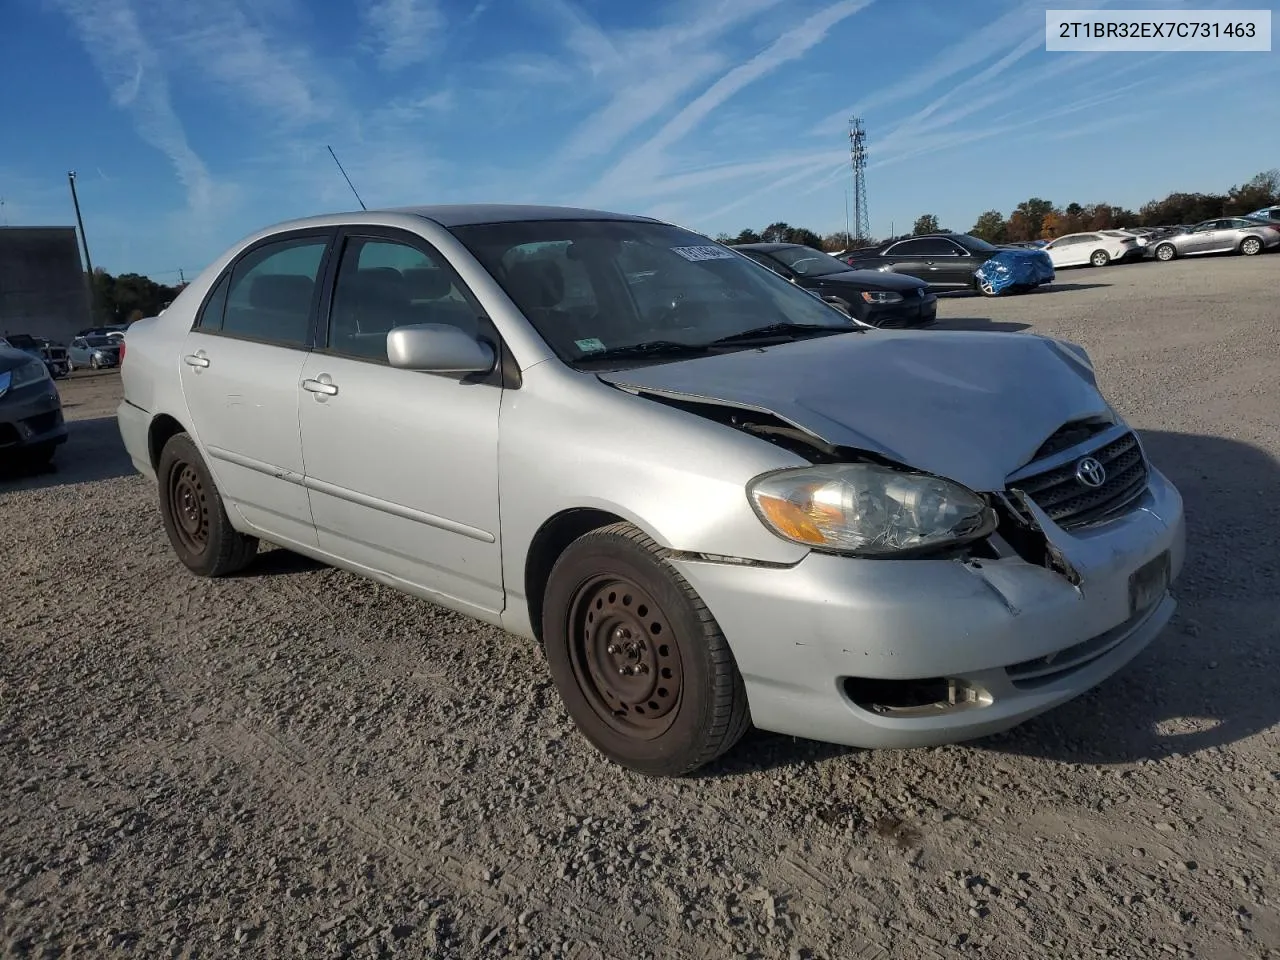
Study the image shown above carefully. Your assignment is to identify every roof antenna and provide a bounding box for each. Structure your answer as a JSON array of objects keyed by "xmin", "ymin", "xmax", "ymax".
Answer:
[{"xmin": 327, "ymin": 145, "xmax": 367, "ymax": 211}]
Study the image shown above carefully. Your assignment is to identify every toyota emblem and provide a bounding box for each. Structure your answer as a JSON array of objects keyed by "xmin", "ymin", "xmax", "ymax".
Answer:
[{"xmin": 1074, "ymin": 456, "xmax": 1107, "ymax": 488}]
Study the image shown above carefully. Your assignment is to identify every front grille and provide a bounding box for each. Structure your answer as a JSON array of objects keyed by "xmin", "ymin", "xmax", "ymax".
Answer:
[
  {"xmin": 1013, "ymin": 431, "xmax": 1148, "ymax": 529},
  {"xmin": 1031, "ymin": 418, "xmax": 1112, "ymax": 460}
]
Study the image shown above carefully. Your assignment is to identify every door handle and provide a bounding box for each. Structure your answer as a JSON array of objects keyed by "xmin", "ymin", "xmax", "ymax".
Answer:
[
  {"xmin": 183, "ymin": 354, "xmax": 210, "ymax": 368},
  {"xmin": 302, "ymin": 378, "xmax": 339, "ymax": 396}
]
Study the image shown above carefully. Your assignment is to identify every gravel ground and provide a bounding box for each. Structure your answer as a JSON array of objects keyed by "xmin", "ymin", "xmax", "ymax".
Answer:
[{"xmin": 2, "ymin": 255, "xmax": 1278, "ymax": 959}]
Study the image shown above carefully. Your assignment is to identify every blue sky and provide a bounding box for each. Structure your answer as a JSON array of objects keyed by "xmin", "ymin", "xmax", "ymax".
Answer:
[{"xmin": 3, "ymin": 0, "xmax": 1278, "ymax": 280}]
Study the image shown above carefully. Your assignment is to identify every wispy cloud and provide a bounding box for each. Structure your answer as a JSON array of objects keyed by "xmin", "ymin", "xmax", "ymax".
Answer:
[
  {"xmin": 49, "ymin": 0, "xmax": 217, "ymax": 213},
  {"xmin": 583, "ymin": 0, "xmax": 874, "ymax": 204},
  {"xmin": 152, "ymin": 0, "xmax": 328, "ymax": 125},
  {"xmin": 361, "ymin": 0, "xmax": 445, "ymax": 70},
  {"xmin": 808, "ymin": 0, "xmax": 1044, "ymax": 135},
  {"xmin": 550, "ymin": 0, "xmax": 788, "ymax": 165}
]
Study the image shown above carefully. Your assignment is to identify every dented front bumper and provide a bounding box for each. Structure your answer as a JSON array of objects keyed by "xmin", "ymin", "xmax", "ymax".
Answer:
[{"xmin": 669, "ymin": 465, "xmax": 1185, "ymax": 749}]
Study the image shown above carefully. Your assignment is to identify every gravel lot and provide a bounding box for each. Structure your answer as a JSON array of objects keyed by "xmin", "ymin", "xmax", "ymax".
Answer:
[{"xmin": 3, "ymin": 255, "xmax": 1278, "ymax": 959}]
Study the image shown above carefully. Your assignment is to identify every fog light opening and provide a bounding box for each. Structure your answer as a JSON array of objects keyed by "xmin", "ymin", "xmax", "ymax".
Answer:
[{"xmin": 843, "ymin": 676, "xmax": 992, "ymax": 717}]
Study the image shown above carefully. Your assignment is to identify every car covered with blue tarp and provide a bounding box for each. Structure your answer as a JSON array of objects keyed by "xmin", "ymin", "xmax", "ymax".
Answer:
[{"xmin": 974, "ymin": 248, "xmax": 1056, "ymax": 297}]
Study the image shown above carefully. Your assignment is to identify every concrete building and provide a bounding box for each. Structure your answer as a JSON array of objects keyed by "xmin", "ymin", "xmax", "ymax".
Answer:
[{"xmin": 0, "ymin": 226, "xmax": 93, "ymax": 346}]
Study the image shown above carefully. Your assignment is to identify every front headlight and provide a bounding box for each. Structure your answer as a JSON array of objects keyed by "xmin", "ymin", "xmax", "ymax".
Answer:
[
  {"xmin": 748, "ymin": 463, "xmax": 997, "ymax": 557},
  {"xmin": 861, "ymin": 290, "xmax": 903, "ymax": 304}
]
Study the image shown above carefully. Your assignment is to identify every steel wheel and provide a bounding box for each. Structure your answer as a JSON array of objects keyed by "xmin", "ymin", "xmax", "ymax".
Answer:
[
  {"xmin": 568, "ymin": 576, "xmax": 683, "ymax": 739},
  {"xmin": 168, "ymin": 462, "xmax": 210, "ymax": 556},
  {"xmin": 1156, "ymin": 244, "xmax": 1176, "ymax": 261},
  {"xmin": 1241, "ymin": 237, "xmax": 1262, "ymax": 256}
]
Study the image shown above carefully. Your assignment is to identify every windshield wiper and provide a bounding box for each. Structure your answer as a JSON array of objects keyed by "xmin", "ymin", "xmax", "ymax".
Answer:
[
  {"xmin": 709, "ymin": 322, "xmax": 856, "ymax": 345},
  {"xmin": 578, "ymin": 340, "xmax": 712, "ymax": 362}
]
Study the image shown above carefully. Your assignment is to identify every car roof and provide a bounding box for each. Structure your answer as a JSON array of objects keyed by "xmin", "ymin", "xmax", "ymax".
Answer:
[
  {"xmin": 731, "ymin": 242, "xmax": 801, "ymax": 252},
  {"xmin": 264, "ymin": 204, "xmax": 663, "ymax": 233}
]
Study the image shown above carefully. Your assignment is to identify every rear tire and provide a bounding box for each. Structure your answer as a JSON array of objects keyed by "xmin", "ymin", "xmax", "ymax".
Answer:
[
  {"xmin": 1240, "ymin": 236, "xmax": 1263, "ymax": 256},
  {"xmin": 1155, "ymin": 243, "xmax": 1176, "ymax": 262},
  {"xmin": 1090, "ymin": 249, "xmax": 1111, "ymax": 267},
  {"xmin": 541, "ymin": 522, "xmax": 750, "ymax": 776},
  {"xmin": 157, "ymin": 432, "xmax": 258, "ymax": 577}
]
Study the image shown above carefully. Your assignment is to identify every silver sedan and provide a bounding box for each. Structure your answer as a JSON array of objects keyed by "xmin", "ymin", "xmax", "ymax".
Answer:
[
  {"xmin": 1151, "ymin": 217, "xmax": 1280, "ymax": 261},
  {"xmin": 116, "ymin": 204, "xmax": 1185, "ymax": 776}
]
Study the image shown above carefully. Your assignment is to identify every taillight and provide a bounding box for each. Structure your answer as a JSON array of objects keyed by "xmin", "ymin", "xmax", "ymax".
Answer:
[{"xmin": 118, "ymin": 339, "xmax": 126, "ymax": 365}]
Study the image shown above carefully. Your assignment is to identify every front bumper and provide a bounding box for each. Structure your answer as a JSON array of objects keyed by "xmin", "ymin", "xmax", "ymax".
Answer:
[
  {"xmin": 0, "ymin": 382, "xmax": 68, "ymax": 455},
  {"xmin": 864, "ymin": 293, "xmax": 938, "ymax": 329},
  {"xmin": 671, "ymin": 466, "xmax": 1186, "ymax": 749}
]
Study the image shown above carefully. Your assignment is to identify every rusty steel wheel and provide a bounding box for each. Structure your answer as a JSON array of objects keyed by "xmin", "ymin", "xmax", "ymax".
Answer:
[
  {"xmin": 157, "ymin": 433, "xmax": 259, "ymax": 577},
  {"xmin": 542, "ymin": 521, "xmax": 751, "ymax": 776},
  {"xmin": 568, "ymin": 576, "xmax": 683, "ymax": 739}
]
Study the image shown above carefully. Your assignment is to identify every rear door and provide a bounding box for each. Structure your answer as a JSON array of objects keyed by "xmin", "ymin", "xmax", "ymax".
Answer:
[
  {"xmin": 877, "ymin": 238, "xmax": 933, "ymax": 284},
  {"xmin": 179, "ymin": 229, "xmax": 334, "ymax": 548}
]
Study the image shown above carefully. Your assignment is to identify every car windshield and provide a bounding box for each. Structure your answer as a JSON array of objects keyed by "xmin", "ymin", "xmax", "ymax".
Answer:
[
  {"xmin": 764, "ymin": 246, "xmax": 851, "ymax": 277},
  {"xmin": 450, "ymin": 219, "xmax": 855, "ymax": 365}
]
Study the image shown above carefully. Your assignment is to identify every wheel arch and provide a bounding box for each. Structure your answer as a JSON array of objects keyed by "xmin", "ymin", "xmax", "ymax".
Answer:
[
  {"xmin": 147, "ymin": 413, "xmax": 190, "ymax": 470},
  {"xmin": 523, "ymin": 507, "xmax": 632, "ymax": 645}
]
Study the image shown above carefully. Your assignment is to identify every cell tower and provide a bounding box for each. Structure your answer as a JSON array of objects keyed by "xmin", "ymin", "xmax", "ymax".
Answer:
[{"xmin": 849, "ymin": 117, "xmax": 870, "ymax": 242}]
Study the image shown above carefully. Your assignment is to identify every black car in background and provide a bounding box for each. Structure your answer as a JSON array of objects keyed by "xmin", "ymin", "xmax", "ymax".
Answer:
[
  {"xmin": 732, "ymin": 243, "xmax": 937, "ymax": 328},
  {"xmin": 840, "ymin": 233, "xmax": 1014, "ymax": 292},
  {"xmin": 0, "ymin": 343, "xmax": 68, "ymax": 468}
]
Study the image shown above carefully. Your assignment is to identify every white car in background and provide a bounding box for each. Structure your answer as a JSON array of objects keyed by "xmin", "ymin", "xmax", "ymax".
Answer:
[
  {"xmin": 1098, "ymin": 229, "xmax": 1150, "ymax": 250},
  {"xmin": 1042, "ymin": 232, "xmax": 1143, "ymax": 269}
]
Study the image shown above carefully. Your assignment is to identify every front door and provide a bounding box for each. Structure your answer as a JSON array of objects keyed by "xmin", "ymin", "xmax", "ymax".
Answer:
[
  {"xmin": 297, "ymin": 229, "xmax": 504, "ymax": 616},
  {"xmin": 179, "ymin": 230, "xmax": 333, "ymax": 548}
]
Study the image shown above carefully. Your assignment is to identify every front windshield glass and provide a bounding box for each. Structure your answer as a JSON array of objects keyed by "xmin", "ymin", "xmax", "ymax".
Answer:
[
  {"xmin": 450, "ymin": 220, "xmax": 854, "ymax": 364},
  {"xmin": 765, "ymin": 246, "xmax": 850, "ymax": 277}
]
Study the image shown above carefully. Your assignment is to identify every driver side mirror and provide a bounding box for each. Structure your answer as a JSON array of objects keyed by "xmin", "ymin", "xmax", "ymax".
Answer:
[{"xmin": 387, "ymin": 324, "xmax": 496, "ymax": 375}]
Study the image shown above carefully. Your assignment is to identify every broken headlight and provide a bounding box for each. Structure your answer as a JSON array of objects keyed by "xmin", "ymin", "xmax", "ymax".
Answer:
[{"xmin": 748, "ymin": 463, "xmax": 997, "ymax": 557}]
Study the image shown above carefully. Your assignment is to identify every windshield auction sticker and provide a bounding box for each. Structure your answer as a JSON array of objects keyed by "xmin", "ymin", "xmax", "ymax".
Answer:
[
  {"xmin": 671, "ymin": 245, "xmax": 737, "ymax": 261},
  {"xmin": 1046, "ymin": 9, "xmax": 1271, "ymax": 51}
]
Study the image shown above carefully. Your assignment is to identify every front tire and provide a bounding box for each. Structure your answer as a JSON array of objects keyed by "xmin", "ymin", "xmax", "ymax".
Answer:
[
  {"xmin": 542, "ymin": 522, "xmax": 750, "ymax": 776},
  {"xmin": 1155, "ymin": 243, "xmax": 1176, "ymax": 262},
  {"xmin": 21, "ymin": 442, "xmax": 57, "ymax": 468},
  {"xmin": 977, "ymin": 277, "xmax": 999, "ymax": 297},
  {"xmin": 1240, "ymin": 236, "xmax": 1263, "ymax": 256},
  {"xmin": 1090, "ymin": 249, "xmax": 1111, "ymax": 267},
  {"xmin": 157, "ymin": 432, "xmax": 259, "ymax": 577}
]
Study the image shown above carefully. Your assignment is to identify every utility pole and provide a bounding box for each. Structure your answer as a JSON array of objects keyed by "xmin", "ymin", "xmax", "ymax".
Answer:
[{"xmin": 68, "ymin": 171, "xmax": 98, "ymax": 320}]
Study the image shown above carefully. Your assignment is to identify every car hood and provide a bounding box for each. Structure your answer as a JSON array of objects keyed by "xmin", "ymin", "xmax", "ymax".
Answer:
[
  {"xmin": 0, "ymin": 346, "xmax": 34, "ymax": 373},
  {"xmin": 598, "ymin": 330, "xmax": 1109, "ymax": 492},
  {"xmin": 812, "ymin": 269, "xmax": 926, "ymax": 292}
]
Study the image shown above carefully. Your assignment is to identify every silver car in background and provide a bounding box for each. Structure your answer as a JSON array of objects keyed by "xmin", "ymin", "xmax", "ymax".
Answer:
[
  {"xmin": 1151, "ymin": 217, "xmax": 1280, "ymax": 261},
  {"xmin": 116, "ymin": 205, "xmax": 1186, "ymax": 776}
]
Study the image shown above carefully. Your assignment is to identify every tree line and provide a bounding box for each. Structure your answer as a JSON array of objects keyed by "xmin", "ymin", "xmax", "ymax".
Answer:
[
  {"xmin": 715, "ymin": 169, "xmax": 1279, "ymax": 252},
  {"xmin": 90, "ymin": 268, "xmax": 185, "ymax": 325}
]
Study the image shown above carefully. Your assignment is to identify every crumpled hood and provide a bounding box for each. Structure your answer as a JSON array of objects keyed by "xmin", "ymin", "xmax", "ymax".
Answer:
[{"xmin": 599, "ymin": 329, "xmax": 1110, "ymax": 492}]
